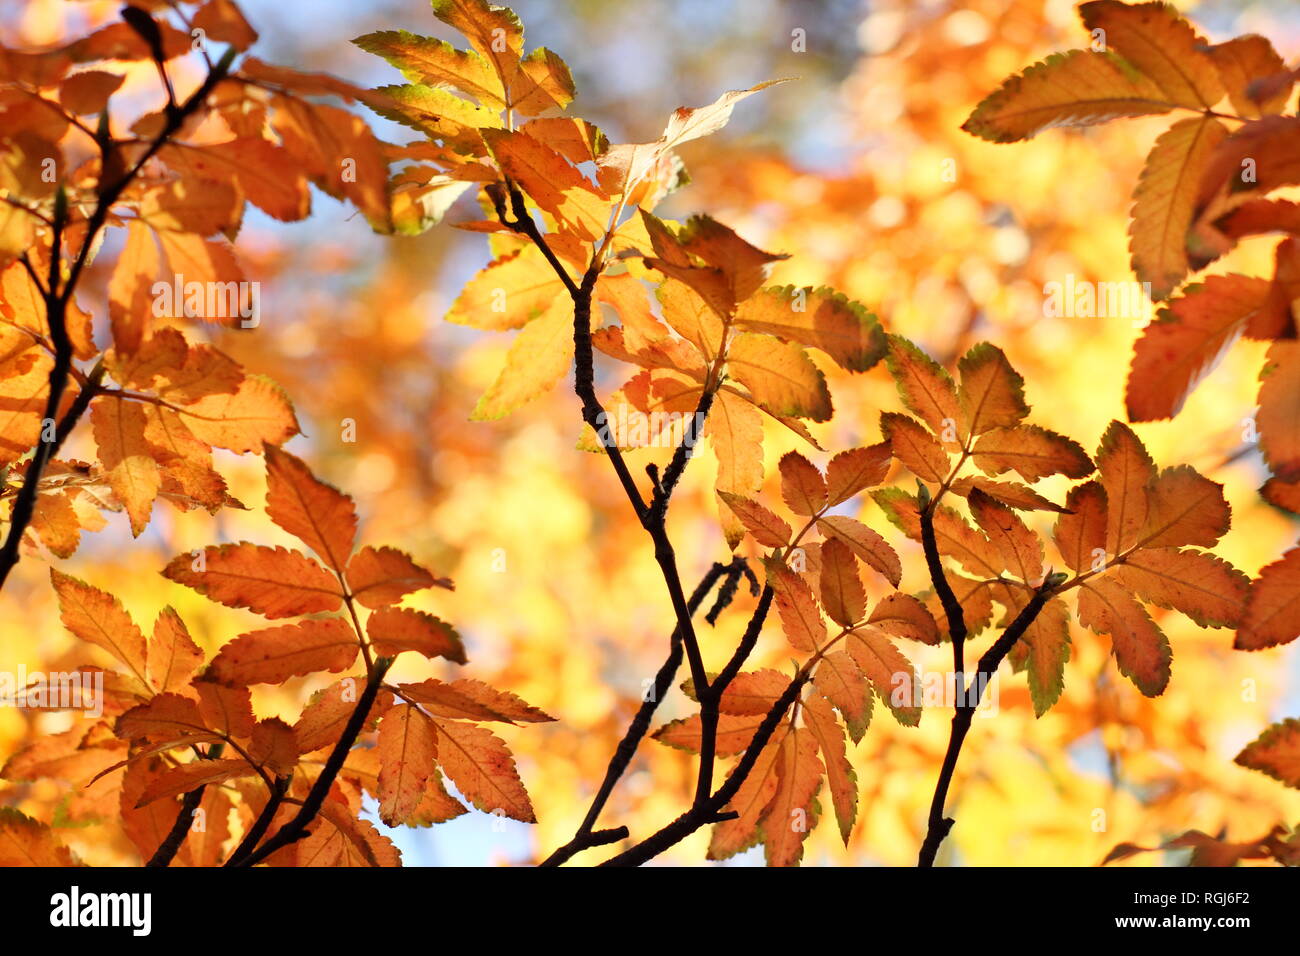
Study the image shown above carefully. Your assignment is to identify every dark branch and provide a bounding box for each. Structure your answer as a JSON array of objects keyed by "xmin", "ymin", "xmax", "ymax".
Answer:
[
  {"xmin": 0, "ymin": 52, "xmax": 233, "ymax": 591},
  {"xmin": 540, "ymin": 558, "xmax": 744, "ymax": 867},
  {"xmin": 145, "ymin": 785, "xmax": 206, "ymax": 867},
  {"xmin": 917, "ymin": 579, "xmax": 1055, "ymax": 867},
  {"xmin": 236, "ymin": 658, "xmax": 392, "ymax": 866},
  {"xmin": 223, "ymin": 774, "xmax": 291, "ymax": 867},
  {"xmin": 599, "ymin": 658, "xmax": 808, "ymax": 867}
]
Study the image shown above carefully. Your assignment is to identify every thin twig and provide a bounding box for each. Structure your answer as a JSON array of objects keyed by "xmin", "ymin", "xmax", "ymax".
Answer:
[
  {"xmin": 145, "ymin": 786, "xmax": 206, "ymax": 867},
  {"xmin": 235, "ymin": 658, "xmax": 392, "ymax": 866},
  {"xmin": 917, "ymin": 580, "xmax": 1055, "ymax": 867},
  {"xmin": 540, "ymin": 559, "xmax": 744, "ymax": 866}
]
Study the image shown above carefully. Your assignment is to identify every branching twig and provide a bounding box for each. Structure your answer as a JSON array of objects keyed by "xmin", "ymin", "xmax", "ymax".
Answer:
[
  {"xmin": 917, "ymin": 578, "xmax": 1056, "ymax": 867},
  {"xmin": 0, "ymin": 51, "xmax": 234, "ymax": 591},
  {"xmin": 599, "ymin": 644, "xmax": 804, "ymax": 867},
  {"xmin": 223, "ymin": 774, "xmax": 291, "ymax": 867},
  {"xmin": 235, "ymin": 658, "xmax": 392, "ymax": 866},
  {"xmin": 541, "ymin": 558, "xmax": 747, "ymax": 866}
]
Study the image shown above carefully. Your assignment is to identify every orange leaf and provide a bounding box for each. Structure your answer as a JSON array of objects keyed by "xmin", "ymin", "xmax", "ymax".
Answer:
[
  {"xmin": 1078, "ymin": 1, "xmax": 1224, "ymax": 110},
  {"xmin": 764, "ymin": 727, "xmax": 822, "ymax": 867},
  {"xmin": 91, "ymin": 396, "xmax": 160, "ymax": 536},
  {"xmin": 51, "ymin": 568, "xmax": 148, "ymax": 687},
  {"xmin": 180, "ymin": 374, "xmax": 300, "ymax": 453},
  {"xmin": 147, "ymin": 607, "xmax": 204, "ymax": 695},
  {"xmin": 768, "ymin": 561, "xmax": 825, "ymax": 653},
  {"xmin": 968, "ymin": 488, "xmax": 1043, "ymax": 584},
  {"xmin": 1095, "ymin": 420, "xmax": 1155, "ymax": 554},
  {"xmin": 868, "ymin": 592, "xmax": 940, "ymax": 645},
  {"xmin": 135, "ymin": 758, "xmax": 255, "ymax": 808},
  {"xmin": 367, "ymin": 607, "xmax": 466, "ymax": 663},
  {"xmin": 400, "ymin": 679, "xmax": 553, "ymax": 723},
  {"xmin": 1130, "ymin": 115, "xmax": 1228, "ymax": 298},
  {"xmin": 207, "ymin": 618, "xmax": 359, "ymax": 685},
  {"xmin": 812, "ymin": 651, "xmax": 872, "ymax": 742},
  {"xmin": 1126, "ymin": 275, "xmax": 1269, "ymax": 421},
  {"xmin": 816, "ymin": 515, "xmax": 901, "ymax": 587},
  {"xmin": 717, "ymin": 491, "xmax": 791, "ymax": 548},
  {"xmin": 163, "ymin": 543, "xmax": 343, "ymax": 619},
  {"xmin": 432, "ymin": 720, "xmax": 535, "ymax": 822},
  {"xmin": 1112, "ymin": 548, "xmax": 1250, "ymax": 628},
  {"xmin": 824, "ymin": 442, "xmax": 891, "ymax": 506},
  {"xmin": 847, "ymin": 629, "xmax": 921, "ymax": 725},
  {"xmin": 727, "ymin": 333, "xmax": 832, "ymax": 422},
  {"xmin": 263, "ymin": 445, "xmax": 357, "ymax": 572},
  {"xmin": 1234, "ymin": 718, "xmax": 1300, "ymax": 788},
  {"xmin": 734, "ymin": 286, "xmax": 886, "ymax": 372},
  {"xmin": 1078, "ymin": 577, "xmax": 1170, "ymax": 697},
  {"xmin": 962, "ymin": 49, "xmax": 1171, "ymax": 143},
  {"xmin": 802, "ymin": 690, "xmax": 857, "ymax": 845},
  {"xmin": 249, "ymin": 718, "xmax": 298, "ymax": 776},
  {"xmin": 1053, "ymin": 480, "xmax": 1109, "ymax": 572},
  {"xmin": 778, "ymin": 451, "xmax": 826, "ymax": 516},
  {"xmin": 957, "ymin": 343, "xmax": 1029, "ymax": 437},
  {"xmin": 377, "ymin": 704, "xmax": 439, "ymax": 826},
  {"xmin": 1236, "ymin": 548, "xmax": 1300, "ymax": 650},
  {"xmin": 819, "ymin": 537, "xmax": 865, "ymax": 627},
  {"xmin": 881, "ymin": 411, "xmax": 949, "ymax": 484},
  {"xmin": 0, "ymin": 808, "xmax": 76, "ymax": 866},
  {"xmin": 885, "ymin": 335, "xmax": 962, "ymax": 439},
  {"xmin": 970, "ymin": 424, "xmax": 1093, "ymax": 482},
  {"xmin": 653, "ymin": 713, "xmax": 763, "ymax": 756}
]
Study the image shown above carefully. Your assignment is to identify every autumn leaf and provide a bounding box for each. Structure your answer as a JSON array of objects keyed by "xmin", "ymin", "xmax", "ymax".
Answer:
[
  {"xmin": 824, "ymin": 442, "xmax": 892, "ymax": 506},
  {"xmin": 148, "ymin": 607, "xmax": 204, "ymax": 695},
  {"xmin": 207, "ymin": 617, "xmax": 359, "ymax": 686},
  {"xmin": 1234, "ymin": 718, "xmax": 1300, "ymax": 788},
  {"xmin": 968, "ymin": 488, "xmax": 1043, "ymax": 583},
  {"xmin": 1235, "ymin": 548, "xmax": 1300, "ymax": 651},
  {"xmin": 817, "ymin": 515, "xmax": 901, "ymax": 587},
  {"xmin": 432, "ymin": 720, "xmax": 535, "ymax": 822},
  {"xmin": 1078, "ymin": 576, "xmax": 1171, "ymax": 697},
  {"xmin": 962, "ymin": 50, "xmax": 1172, "ymax": 144},
  {"xmin": 885, "ymin": 335, "xmax": 962, "ymax": 439},
  {"xmin": 346, "ymin": 546, "xmax": 448, "ymax": 609},
  {"xmin": 0, "ymin": 809, "xmax": 76, "ymax": 866},
  {"xmin": 264, "ymin": 445, "xmax": 357, "ymax": 574},
  {"xmin": 801, "ymin": 690, "xmax": 857, "ymax": 845},
  {"xmin": 367, "ymin": 607, "xmax": 467, "ymax": 663},
  {"xmin": 734, "ymin": 286, "xmax": 886, "ymax": 372},
  {"xmin": 970, "ymin": 425, "xmax": 1093, "ymax": 482},
  {"xmin": 763, "ymin": 727, "xmax": 823, "ymax": 867},
  {"xmin": 1130, "ymin": 116, "xmax": 1228, "ymax": 299},
  {"xmin": 1095, "ymin": 420, "xmax": 1155, "ymax": 554},
  {"xmin": 377, "ymin": 704, "xmax": 439, "ymax": 826},
  {"xmin": 717, "ymin": 491, "xmax": 791, "ymax": 548},
  {"xmin": 401, "ymin": 679, "xmax": 553, "ymax": 723},
  {"xmin": 51, "ymin": 569, "xmax": 148, "ymax": 689},
  {"xmin": 818, "ymin": 537, "xmax": 866, "ymax": 627},
  {"xmin": 778, "ymin": 451, "xmax": 826, "ymax": 516},
  {"xmin": 91, "ymin": 396, "xmax": 160, "ymax": 536},
  {"xmin": 470, "ymin": 296, "xmax": 575, "ymax": 420},
  {"xmin": 767, "ymin": 560, "xmax": 825, "ymax": 654},
  {"xmin": 1078, "ymin": 1, "xmax": 1224, "ymax": 110},
  {"xmin": 957, "ymin": 343, "xmax": 1029, "ymax": 437},
  {"xmin": 163, "ymin": 543, "xmax": 343, "ymax": 618},
  {"xmin": 1126, "ymin": 275, "xmax": 1270, "ymax": 421},
  {"xmin": 726, "ymin": 332, "xmax": 832, "ymax": 422}
]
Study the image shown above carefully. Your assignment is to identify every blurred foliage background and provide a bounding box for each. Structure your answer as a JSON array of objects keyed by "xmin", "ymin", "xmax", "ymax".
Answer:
[{"xmin": 1, "ymin": 0, "xmax": 1298, "ymax": 866}]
